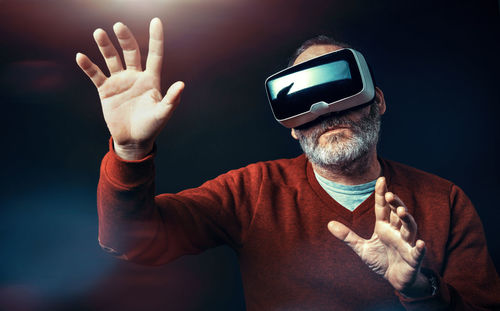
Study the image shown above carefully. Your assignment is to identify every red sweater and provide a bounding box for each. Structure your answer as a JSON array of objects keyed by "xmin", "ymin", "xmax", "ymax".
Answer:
[{"xmin": 98, "ymin": 141, "xmax": 500, "ymax": 310}]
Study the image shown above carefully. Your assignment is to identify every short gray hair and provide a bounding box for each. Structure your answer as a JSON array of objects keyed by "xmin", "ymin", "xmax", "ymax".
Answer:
[
  {"xmin": 288, "ymin": 35, "xmax": 377, "ymax": 88},
  {"xmin": 288, "ymin": 35, "xmax": 353, "ymax": 67}
]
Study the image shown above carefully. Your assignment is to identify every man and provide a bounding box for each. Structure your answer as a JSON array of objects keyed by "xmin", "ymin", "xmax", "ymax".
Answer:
[{"xmin": 76, "ymin": 18, "xmax": 500, "ymax": 310}]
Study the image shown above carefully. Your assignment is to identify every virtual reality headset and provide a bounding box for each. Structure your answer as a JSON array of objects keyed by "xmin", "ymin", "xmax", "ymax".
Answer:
[{"xmin": 265, "ymin": 48, "xmax": 376, "ymax": 128}]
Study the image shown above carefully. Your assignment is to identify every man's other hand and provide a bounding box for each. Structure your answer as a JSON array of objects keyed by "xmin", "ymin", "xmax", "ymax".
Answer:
[
  {"xmin": 76, "ymin": 18, "xmax": 184, "ymax": 160},
  {"xmin": 328, "ymin": 177, "xmax": 432, "ymax": 297}
]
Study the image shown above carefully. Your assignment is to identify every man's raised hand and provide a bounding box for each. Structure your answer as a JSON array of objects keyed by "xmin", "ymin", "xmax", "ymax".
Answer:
[
  {"xmin": 328, "ymin": 177, "xmax": 431, "ymax": 297},
  {"xmin": 76, "ymin": 18, "xmax": 184, "ymax": 160}
]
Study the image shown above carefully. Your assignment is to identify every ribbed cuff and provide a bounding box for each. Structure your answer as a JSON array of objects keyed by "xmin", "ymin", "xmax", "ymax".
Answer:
[
  {"xmin": 102, "ymin": 137, "xmax": 156, "ymax": 188},
  {"xmin": 396, "ymin": 268, "xmax": 450, "ymax": 310}
]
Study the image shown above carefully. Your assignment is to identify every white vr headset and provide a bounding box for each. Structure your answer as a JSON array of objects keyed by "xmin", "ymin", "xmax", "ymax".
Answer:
[{"xmin": 265, "ymin": 48, "xmax": 376, "ymax": 128}]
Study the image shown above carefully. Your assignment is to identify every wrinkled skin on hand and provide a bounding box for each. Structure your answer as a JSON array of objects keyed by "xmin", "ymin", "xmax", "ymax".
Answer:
[
  {"xmin": 76, "ymin": 18, "xmax": 184, "ymax": 160},
  {"xmin": 328, "ymin": 177, "xmax": 430, "ymax": 296}
]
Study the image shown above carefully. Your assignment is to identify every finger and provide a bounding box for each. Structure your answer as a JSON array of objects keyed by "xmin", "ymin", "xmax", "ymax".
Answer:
[
  {"xmin": 156, "ymin": 81, "xmax": 185, "ymax": 121},
  {"xmin": 328, "ymin": 221, "xmax": 366, "ymax": 253},
  {"xmin": 393, "ymin": 239, "xmax": 425, "ymax": 268},
  {"xmin": 385, "ymin": 192, "xmax": 403, "ymax": 228},
  {"xmin": 390, "ymin": 209, "xmax": 402, "ymax": 229},
  {"xmin": 75, "ymin": 52, "xmax": 107, "ymax": 88},
  {"xmin": 113, "ymin": 22, "xmax": 142, "ymax": 71},
  {"xmin": 397, "ymin": 206, "xmax": 418, "ymax": 244},
  {"xmin": 93, "ymin": 28, "xmax": 124, "ymax": 74},
  {"xmin": 374, "ymin": 177, "xmax": 390, "ymax": 222},
  {"xmin": 146, "ymin": 17, "xmax": 163, "ymax": 75},
  {"xmin": 410, "ymin": 240, "xmax": 426, "ymax": 267},
  {"xmin": 385, "ymin": 192, "xmax": 407, "ymax": 210},
  {"xmin": 384, "ymin": 192, "xmax": 396, "ymax": 211}
]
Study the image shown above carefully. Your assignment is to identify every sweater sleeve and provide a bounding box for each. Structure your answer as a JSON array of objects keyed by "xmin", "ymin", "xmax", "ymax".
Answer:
[
  {"xmin": 398, "ymin": 184, "xmax": 500, "ymax": 310},
  {"xmin": 97, "ymin": 139, "xmax": 258, "ymax": 266}
]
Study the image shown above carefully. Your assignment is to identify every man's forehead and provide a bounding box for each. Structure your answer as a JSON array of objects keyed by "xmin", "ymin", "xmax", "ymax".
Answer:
[{"xmin": 293, "ymin": 44, "xmax": 343, "ymax": 66}]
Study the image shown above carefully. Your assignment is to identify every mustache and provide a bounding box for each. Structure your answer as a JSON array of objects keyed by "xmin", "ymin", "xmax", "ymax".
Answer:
[
  {"xmin": 295, "ymin": 102, "xmax": 379, "ymax": 137},
  {"xmin": 319, "ymin": 116, "xmax": 360, "ymax": 132},
  {"xmin": 296, "ymin": 112, "xmax": 362, "ymax": 134}
]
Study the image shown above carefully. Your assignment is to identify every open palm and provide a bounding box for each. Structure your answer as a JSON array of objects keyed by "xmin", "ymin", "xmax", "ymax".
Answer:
[
  {"xmin": 76, "ymin": 18, "xmax": 184, "ymax": 160},
  {"xmin": 328, "ymin": 177, "xmax": 427, "ymax": 294}
]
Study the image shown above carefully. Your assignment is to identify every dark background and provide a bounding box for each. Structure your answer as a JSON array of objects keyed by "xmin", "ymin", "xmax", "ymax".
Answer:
[{"xmin": 1, "ymin": 0, "xmax": 499, "ymax": 310}]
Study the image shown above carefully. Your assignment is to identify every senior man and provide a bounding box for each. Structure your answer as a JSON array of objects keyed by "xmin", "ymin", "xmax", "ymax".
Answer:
[{"xmin": 76, "ymin": 18, "xmax": 500, "ymax": 310}]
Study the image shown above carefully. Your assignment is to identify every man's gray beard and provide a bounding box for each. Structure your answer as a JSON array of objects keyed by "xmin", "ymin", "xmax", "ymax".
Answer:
[{"xmin": 294, "ymin": 103, "xmax": 381, "ymax": 172}]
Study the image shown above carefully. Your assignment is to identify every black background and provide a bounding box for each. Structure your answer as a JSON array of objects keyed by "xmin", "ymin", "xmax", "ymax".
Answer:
[{"xmin": 1, "ymin": 0, "xmax": 499, "ymax": 310}]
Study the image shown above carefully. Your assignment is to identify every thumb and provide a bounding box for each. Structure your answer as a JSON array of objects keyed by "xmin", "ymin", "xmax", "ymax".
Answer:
[
  {"xmin": 156, "ymin": 81, "xmax": 185, "ymax": 121},
  {"xmin": 328, "ymin": 221, "xmax": 364, "ymax": 250}
]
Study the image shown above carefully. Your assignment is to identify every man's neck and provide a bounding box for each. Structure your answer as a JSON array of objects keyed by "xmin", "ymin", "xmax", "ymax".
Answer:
[{"xmin": 311, "ymin": 149, "xmax": 381, "ymax": 185}]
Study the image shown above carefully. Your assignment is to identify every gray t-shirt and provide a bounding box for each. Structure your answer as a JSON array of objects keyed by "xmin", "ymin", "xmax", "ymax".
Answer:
[{"xmin": 314, "ymin": 171, "xmax": 377, "ymax": 211}]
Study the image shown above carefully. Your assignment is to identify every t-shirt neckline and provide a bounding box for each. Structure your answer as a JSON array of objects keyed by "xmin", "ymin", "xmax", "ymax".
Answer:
[{"xmin": 305, "ymin": 157, "xmax": 391, "ymax": 222}]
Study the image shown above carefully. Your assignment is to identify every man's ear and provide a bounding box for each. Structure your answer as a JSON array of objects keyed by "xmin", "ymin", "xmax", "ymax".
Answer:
[
  {"xmin": 375, "ymin": 87, "xmax": 386, "ymax": 115},
  {"xmin": 291, "ymin": 128, "xmax": 299, "ymax": 140}
]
